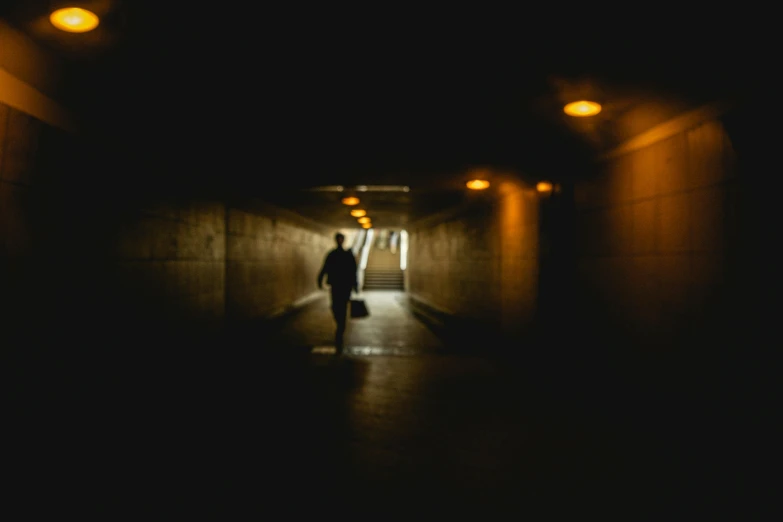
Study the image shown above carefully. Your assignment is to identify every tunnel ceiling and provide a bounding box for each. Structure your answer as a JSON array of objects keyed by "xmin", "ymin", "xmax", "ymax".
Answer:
[{"xmin": 3, "ymin": 2, "xmax": 753, "ymax": 227}]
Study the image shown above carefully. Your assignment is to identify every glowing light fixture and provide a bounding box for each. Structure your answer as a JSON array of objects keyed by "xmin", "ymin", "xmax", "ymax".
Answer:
[
  {"xmin": 361, "ymin": 223, "xmax": 372, "ymax": 229},
  {"xmin": 350, "ymin": 209, "xmax": 367, "ymax": 217},
  {"xmin": 537, "ymin": 181, "xmax": 554, "ymax": 193},
  {"xmin": 342, "ymin": 197, "xmax": 360, "ymax": 205},
  {"xmin": 50, "ymin": 7, "xmax": 100, "ymax": 33},
  {"xmin": 563, "ymin": 100, "xmax": 601, "ymax": 117},
  {"xmin": 466, "ymin": 179, "xmax": 490, "ymax": 190},
  {"xmin": 357, "ymin": 217, "xmax": 371, "ymax": 224}
]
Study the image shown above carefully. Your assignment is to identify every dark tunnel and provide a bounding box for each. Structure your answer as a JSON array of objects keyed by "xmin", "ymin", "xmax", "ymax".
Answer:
[{"xmin": 1, "ymin": 2, "xmax": 770, "ymax": 518}]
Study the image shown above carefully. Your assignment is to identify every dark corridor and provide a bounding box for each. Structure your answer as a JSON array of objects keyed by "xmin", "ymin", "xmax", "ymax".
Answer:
[{"xmin": 2, "ymin": 3, "xmax": 768, "ymax": 518}]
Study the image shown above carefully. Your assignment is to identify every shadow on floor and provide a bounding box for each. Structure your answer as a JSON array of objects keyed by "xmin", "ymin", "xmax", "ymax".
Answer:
[{"xmin": 6, "ymin": 309, "xmax": 753, "ymax": 517}]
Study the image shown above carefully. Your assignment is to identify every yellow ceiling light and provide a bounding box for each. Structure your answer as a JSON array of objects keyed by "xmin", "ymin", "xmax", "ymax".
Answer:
[
  {"xmin": 563, "ymin": 100, "xmax": 602, "ymax": 117},
  {"xmin": 50, "ymin": 7, "xmax": 100, "ymax": 33},
  {"xmin": 536, "ymin": 181, "xmax": 554, "ymax": 193},
  {"xmin": 341, "ymin": 197, "xmax": 360, "ymax": 205},
  {"xmin": 361, "ymin": 223, "xmax": 372, "ymax": 229},
  {"xmin": 357, "ymin": 217, "xmax": 371, "ymax": 224},
  {"xmin": 466, "ymin": 179, "xmax": 490, "ymax": 190},
  {"xmin": 350, "ymin": 209, "xmax": 367, "ymax": 217}
]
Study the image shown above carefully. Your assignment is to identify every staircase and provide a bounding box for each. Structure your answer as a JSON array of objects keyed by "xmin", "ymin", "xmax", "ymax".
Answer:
[{"xmin": 363, "ymin": 248, "xmax": 405, "ymax": 291}]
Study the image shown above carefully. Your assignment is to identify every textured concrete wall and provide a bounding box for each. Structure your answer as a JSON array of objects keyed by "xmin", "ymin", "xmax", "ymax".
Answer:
[
  {"xmin": 92, "ymin": 199, "xmax": 336, "ymax": 340},
  {"xmin": 226, "ymin": 208, "xmax": 333, "ymax": 321},
  {"xmin": 573, "ymin": 117, "xmax": 740, "ymax": 355},
  {"xmin": 1, "ymin": 101, "xmax": 334, "ymax": 346},
  {"xmin": 109, "ymin": 200, "xmax": 227, "ymax": 331},
  {"xmin": 407, "ymin": 180, "xmax": 540, "ymax": 339},
  {"xmin": 0, "ymin": 102, "xmax": 83, "ymax": 337}
]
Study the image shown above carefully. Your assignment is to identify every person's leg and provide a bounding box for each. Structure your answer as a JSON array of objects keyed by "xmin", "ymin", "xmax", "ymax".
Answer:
[{"xmin": 330, "ymin": 289, "xmax": 349, "ymax": 354}]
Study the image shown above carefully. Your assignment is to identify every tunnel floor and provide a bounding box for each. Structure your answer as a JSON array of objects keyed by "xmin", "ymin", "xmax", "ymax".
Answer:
[
  {"xmin": 224, "ymin": 291, "xmax": 730, "ymax": 517},
  {"xmin": 16, "ymin": 292, "xmax": 742, "ymax": 517},
  {"xmin": 271, "ymin": 290, "xmax": 444, "ymax": 355}
]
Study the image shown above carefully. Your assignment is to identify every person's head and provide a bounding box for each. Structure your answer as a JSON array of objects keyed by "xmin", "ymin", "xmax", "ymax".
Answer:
[{"xmin": 335, "ymin": 233, "xmax": 345, "ymax": 247}]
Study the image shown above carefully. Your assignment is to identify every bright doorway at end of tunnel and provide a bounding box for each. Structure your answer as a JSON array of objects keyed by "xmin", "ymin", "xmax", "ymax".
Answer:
[{"xmin": 359, "ymin": 228, "xmax": 408, "ymax": 291}]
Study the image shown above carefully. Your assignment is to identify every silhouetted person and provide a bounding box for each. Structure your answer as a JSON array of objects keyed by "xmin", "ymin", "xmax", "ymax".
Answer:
[{"xmin": 318, "ymin": 233, "xmax": 358, "ymax": 354}]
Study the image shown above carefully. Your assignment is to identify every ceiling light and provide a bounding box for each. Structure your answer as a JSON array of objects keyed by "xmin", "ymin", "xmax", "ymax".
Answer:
[
  {"xmin": 341, "ymin": 197, "xmax": 359, "ymax": 205},
  {"xmin": 357, "ymin": 217, "xmax": 371, "ymax": 224},
  {"xmin": 361, "ymin": 223, "xmax": 372, "ymax": 229},
  {"xmin": 563, "ymin": 100, "xmax": 602, "ymax": 117},
  {"xmin": 50, "ymin": 7, "xmax": 100, "ymax": 33},
  {"xmin": 350, "ymin": 209, "xmax": 366, "ymax": 217},
  {"xmin": 536, "ymin": 181, "xmax": 553, "ymax": 193},
  {"xmin": 466, "ymin": 179, "xmax": 490, "ymax": 190}
]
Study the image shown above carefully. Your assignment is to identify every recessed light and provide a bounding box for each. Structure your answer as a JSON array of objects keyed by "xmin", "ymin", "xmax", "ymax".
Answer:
[
  {"xmin": 537, "ymin": 181, "xmax": 553, "ymax": 193},
  {"xmin": 466, "ymin": 179, "xmax": 490, "ymax": 190},
  {"xmin": 563, "ymin": 100, "xmax": 601, "ymax": 117},
  {"xmin": 50, "ymin": 7, "xmax": 99, "ymax": 33}
]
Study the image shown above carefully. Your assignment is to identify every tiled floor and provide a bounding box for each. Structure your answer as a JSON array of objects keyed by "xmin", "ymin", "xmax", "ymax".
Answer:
[
  {"xmin": 260, "ymin": 291, "xmax": 704, "ymax": 516},
  {"xmin": 9, "ymin": 292, "xmax": 741, "ymax": 517},
  {"xmin": 273, "ymin": 290, "xmax": 444, "ymax": 355}
]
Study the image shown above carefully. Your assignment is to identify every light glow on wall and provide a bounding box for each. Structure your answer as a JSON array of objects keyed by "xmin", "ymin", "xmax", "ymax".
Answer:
[
  {"xmin": 351, "ymin": 229, "xmax": 366, "ymax": 256},
  {"xmin": 400, "ymin": 230, "xmax": 409, "ymax": 271},
  {"xmin": 360, "ymin": 229, "xmax": 374, "ymax": 270},
  {"xmin": 50, "ymin": 7, "xmax": 100, "ymax": 33}
]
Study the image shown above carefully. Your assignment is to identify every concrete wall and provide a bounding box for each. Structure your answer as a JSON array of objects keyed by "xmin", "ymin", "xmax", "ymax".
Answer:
[
  {"xmin": 226, "ymin": 207, "xmax": 333, "ymax": 321},
  {"xmin": 108, "ymin": 200, "xmax": 227, "ymax": 332},
  {"xmin": 0, "ymin": 20, "xmax": 72, "ymax": 131},
  {"xmin": 0, "ymin": 102, "xmax": 83, "ymax": 339},
  {"xmin": 107, "ymin": 200, "xmax": 333, "ymax": 332},
  {"xmin": 1, "ymin": 97, "xmax": 334, "ymax": 348},
  {"xmin": 407, "ymin": 180, "xmax": 541, "ymax": 340},
  {"xmin": 406, "ymin": 107, "xmax": 742, "ymax": 369},
  {"xmin": 572, "ymin": 112, "xmax": 741, "ymax": 373}
]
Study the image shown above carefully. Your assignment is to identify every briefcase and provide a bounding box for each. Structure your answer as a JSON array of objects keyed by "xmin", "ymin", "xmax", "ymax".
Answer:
[{"xmin": 350, "ymin": 298, "xmax": 369, "ymax": 319}]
